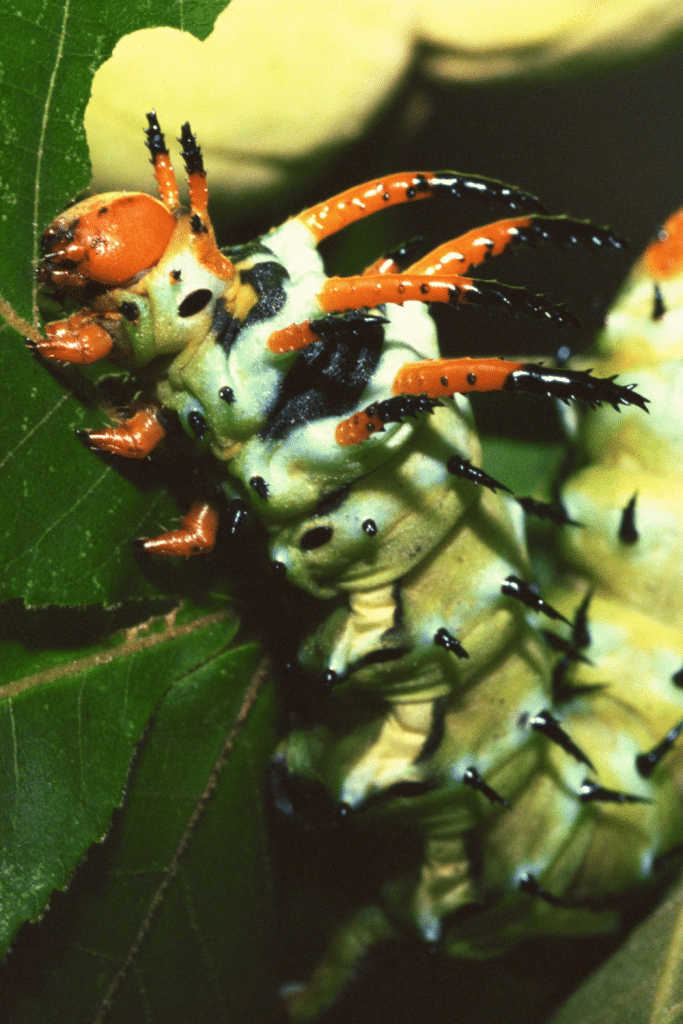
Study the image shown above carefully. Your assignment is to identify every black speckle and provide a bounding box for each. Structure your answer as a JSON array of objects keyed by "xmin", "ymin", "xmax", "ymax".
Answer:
[
  {"xmin": 219, "ymin": 386, "xmax": 235, "ymax": 404},
  {"xmin": 300, "ymin": 526, "xmax": 333, "ymax": 551},
  {"xmin": 98, "ymin": 206, "xmax": 109, "ymax": 216},
  {"xmin": 653, "ymin": 283, "xmax": 666, "ymax": 320},
  {"xmin": 171, "ymin": 269, "xmax": 182, "ymax": 282},
  {"xmin": 362, "ymin": 519, "xmax": 377, "ymax": 536},
  {"xmin": 672, "ymin": 666, "xmax": 683, "ymax": 688},
  {"xmin": 467, "ymin": 372, "xmax": 477, "ymax": 385},
  {"xmin": 440, "ymin": 376, "xmax": 449, "ymax": 387},
  {"xmin": 250, "ymin": 476, "xmax": 270, "ymax": 499}
]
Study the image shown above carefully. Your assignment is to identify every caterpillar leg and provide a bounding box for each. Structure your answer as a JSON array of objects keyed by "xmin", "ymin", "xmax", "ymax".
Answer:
[
  {"xmin": 296, "ymin": 171, "xmax": 546, "ymax": 243},
  {"xmin": 32, "ymin": 310, "xmax": 117, "ymax": 364},
  {"xmin": 78, "ymin": 406, "xmax": 167, "ymax": 459},
  {"xmin": 140, "ymin": 499, "xmax": 219, "ymax": 556}
]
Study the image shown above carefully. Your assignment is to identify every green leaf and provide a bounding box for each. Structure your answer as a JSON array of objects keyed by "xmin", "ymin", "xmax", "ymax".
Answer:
[
  {"xmin": 0, "ymin": 638, "xmax": 279, "ymax": 1024},
  {"xmin": 548, "ymin": 876, "xmax": 683, "ymax": 1024},
  {"xmin": 0, "ymin": 602, "xmax": 239, "ymax": 955}
]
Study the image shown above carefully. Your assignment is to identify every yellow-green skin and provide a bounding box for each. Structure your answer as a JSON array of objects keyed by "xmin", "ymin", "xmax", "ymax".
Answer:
[{"xmin": 281, "ymin": 226, "xmax": 683, "ymax": 1021}]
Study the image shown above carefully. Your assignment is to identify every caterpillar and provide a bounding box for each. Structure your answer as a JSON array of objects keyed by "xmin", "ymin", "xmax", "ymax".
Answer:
[{"xmin": 32, "ymin": 113, "xmax": 670, "ymax": 1020}]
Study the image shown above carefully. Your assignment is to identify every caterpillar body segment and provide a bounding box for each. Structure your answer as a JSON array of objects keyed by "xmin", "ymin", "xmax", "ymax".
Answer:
[{"xmin": 32, "ymin": 115, "xmax": 668, "ymax": 1021}]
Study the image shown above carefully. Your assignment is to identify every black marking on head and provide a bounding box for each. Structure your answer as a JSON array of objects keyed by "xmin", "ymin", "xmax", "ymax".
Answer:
[
  {"xmin": 300, "ymin": 526, "xmax": 333, "ymax": 551},
  {"xmin": 314, "ymin": 484, "xmax": 352, "ymax": 518},
  {"xmin": 502, "ymin": 576, "xmax": 571, "ymax": 625},
  {"xmin": 618, "ymin": 493, "xmax": 639, "ymax": 544},
  {"xmin": 517, "ymin": 496, "xmax": 580, "ymax": 526},
  {"xmin": 250, "ymin": 476, "xmax": 270, "ymax": 500},
  {"xmin": 530, "ymin": 709, "xmax": 595, "ymax": 770},
  {"xmin": 434, "ymin": 627, "xmax": 469, "ymax": 659},
  {"xmin": 463, "ymin": 767, "xmax": 509, "ymax": 808},
  {"xmin": 579, "ymin": 780, "xmax": 651, "ymax": 804},
  {"xmin": 446, "ymin": 455, "xmax": 511, "ymax": 494},
  {"xmin": 119, "ymin": 300, "xmax": 139, "ymax": 323},
  {"xmin": 672, "ymin": 667, "xmax": 683, "ymax": 688},
  {"xmin": 178, "ymin": 288, "xmax": 212, "ymax": 318},
  {"xmin": 416, "ymin": 698, "xmax": 447, "ymax": 763},
  {"xmin": 219, "ymin": 386, "xmax": 235, "ymax": 404},
  {"xmin": 188, "ymin": 411, "xmax": 208, "ymax": 438},
  {"xmin": 653, "ymin": 283, "xmax": 666, "ymax": 320},
  {"xmin": 261, "ymin": 311, "xmax": 385, "ymax": 442},
  {"xmin": 505, "ymin": 364, "xmax": 649, "ymax": 412},
  {"xmin": 636, "ymin": 718, "xmax": 683, "ymax": 778},
  {"xmin": 179, "ymin": 121, "xmax": 204, "ymax": 175},
  {"xmin": 362, "ymin": 519, "xmax": 378, "ymax": 536},
  {"xmin": 144, "ymin": 111, "xmax": 169, "ymax": 158}
]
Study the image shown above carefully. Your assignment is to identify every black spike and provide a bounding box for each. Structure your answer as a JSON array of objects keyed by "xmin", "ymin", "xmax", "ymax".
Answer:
[
  {"xmin": 636, "ymin": 718, "xmax": 683, "ymax": 778},
  {"xmin": 579, "ymin": 779, "xmax": 651, "ymax": 804},
  {"xmin": 463, "ymin": 766, "xmax": 510, "ymax": 808},
  {"xmin": 249, "ymin": 476, "xmax": 269, "ymax": 500},
  {"xmin": 456, "ymin": 279, "xmax": 577, "ymax": 327},
  {"xmin": 502, "ymin": 576, "xmax": 571, "ymax": 625},
  {"xmin": 144, "ymin": 110, "xmax": 169, "ymax": 159},
  {"xmin": 618, "ymin": 493, "xmax": 639, "ymax": 544},
  {"xmin": 366, "ymin": 394, "xmax": 443, "ymax": 426},
  {"xmin": 529, "ymin": 709, "xmax": 595, "ymax": 770},
  {"xmin": 422, "ymin": 172, "xmax": 546, "ymax": 215},
  {"xmin": 504, "ymin": 364, "xmax": 649, "ymax": 412},
  {"xmin": 434, "ymin": 627, "xmax": 469, "ymax": 659},
  {"xmin": 446, "ymin": 455, "xmax": 511, "ymax": 494},
  {"xmin": 653, "ymin": 283, "xmax": 666, "ymax": 321},
  {"xmin": 516, "ymin": 496, "xmax": 580, "ymax": 526},
  {"xmin": 179, "ymin": 121, "xmax": 204, "ymax": 175},
  {"xmin": 572, "ymin": 590, "xmax": 593, "ymax": 650},
  {"xmin": 542, "ymin": 631, "xmax": 592, "ymax": 663},
  {"xmin": 225, "ymin": 499, "xmax": 249, "ymax": 535}
]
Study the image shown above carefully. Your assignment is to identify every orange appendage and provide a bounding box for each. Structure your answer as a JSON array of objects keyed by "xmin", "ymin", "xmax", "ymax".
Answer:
[
  {"xmin": 41, "ymin": 193, "xmax": 176, "ymax": 290},
  {"xmin": 267, "ymin": 320, "xmax": 317, "ymax": 354},
  {"xmin": 644, "ymin": 209, "xmax": 683, "ymax": 279},
  {"xmin": 42, "ymin": 312, "xmax": 114, "ymax": 364},
  {"xmin": 317, "ymin": 274, "xmax": 475, "ymax": 313},
  {"xmin": 188, "ymin": 170, "xmax": 209, "ymax": 216},
  {"xmin": 298, "ymin": 172, "xmax": 442, "ymax": 243},
  {"xmin": 142, "ymin": 500, "xmax": 219, "ymax": 556},
  {"xmin": 83, "ymin": 408, "xmax": 167, "ymax": 459},
  {"xmin": 362, "ymin": 255, "xmax": 401, "ymax": 276},
  {"xmin": 335, "ymin": 410, "xmax": 385, "ymax": 446},
  {"xmin": 407, "ymin": 217, "xmax": 532, "ymax": 275},
  {"xmin": 152, "ymin": 152, "xmax": 180, "ymax": 211},
  {"xmin": 194, "ymin": 230, "xmax": 236, "ymax": 282},
  {"xmin": 392, "ymin": 358, "xmax": 524, "ymax": 398}
]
